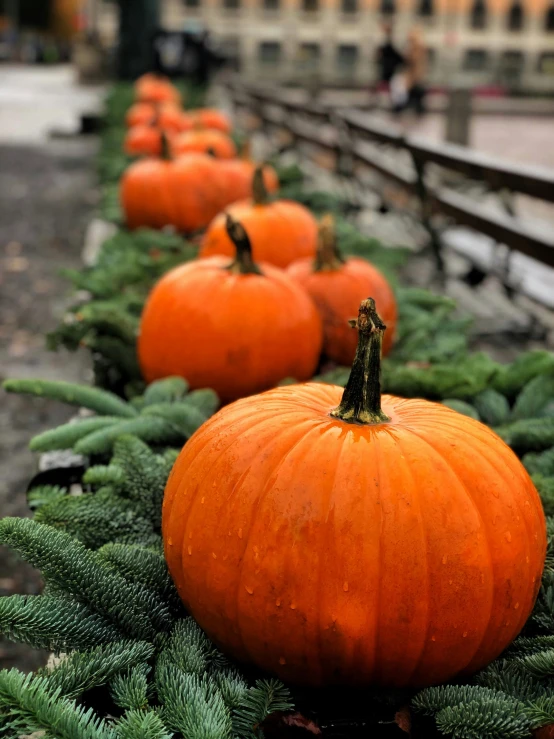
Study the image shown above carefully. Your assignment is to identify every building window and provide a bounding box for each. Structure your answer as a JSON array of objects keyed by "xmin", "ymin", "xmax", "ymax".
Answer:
[
  {"xmin": 463, "ymin": 48, "xmax": 489, "ymax": 70},
  {"xmin": 299, "ymin": 42, "xmax": 321, "ymax": 68},
  {"xmin": 470, "ymin": 0, "xmax": 487, "ymax": 29},
  {"xmin": 337, "ymin": 44, "xmax": 359, "ymax": 73},
  {"xmin": 538, "ymin": 52, "xmax": 554, "ymax": 73},
  {"xmin": 223, "ymin": 0, "xmax": 240, "ymax": 9},
  {"xmin": 545, "ymin": 4, "xmax": 554, "ymax": 30},
  {"xmin": 381, "ymin": 0, "xmax": 395, "ymax": 13},
  {"xmin": 342, "ymin": 0, "xmax": 358, "ymax": 12},
  {"xmin": 303, "ymin": 0, "xmax": 319, "ymax": 11},
  {"xmin": 263, "ymin": 0, "xmax": 280, "ymax": 9},
  {"xmin": 218, "ymin": 36, "xmax": 241, "ymax": 71},
  {"xmin": 507, "ymin": 0, "xmax": 523, "ymax": 30},
  {"xmin": 418, "ymin": 0, "xmax": 434, "ymax": 17},
  {"xmin": 258, "ymin": 41, "xmax": 282, "ymax": 65},
  {"xmin": 183, "ymin": 0, "xmax": 200, "ymax": 7}
]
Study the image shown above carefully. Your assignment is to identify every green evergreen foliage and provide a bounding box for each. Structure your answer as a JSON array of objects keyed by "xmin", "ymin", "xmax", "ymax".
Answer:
[
  {"xmin": 523, "ymin": 447, "xmax": 554, "ymax": 478},
  {"xmin": 533, "ymin": 475, "xmax": 554, "ymax": 516},
  {"xmin": 495, "ymin": 418, "xmax": 554, "ymax": 452},
  {"xmin": 473, "ymin": 388, "xmax": 511, "ymax": 426},
  {"xmin": 493, "ymin": 351, "xmax": 554, "ymax": 399},
  {"xmin": 110, "ymin": 665, "xmax": 151, "ymax": 710},
  {"xmin": 434, "ymin": 699, "xmax": 531, "ymax": 739},
  {"xmin": 115, "ymin": 708, "xmax": 172, "ymax": 739},
  {"xmin": 233, "ymin": 679, "xmax": 294, "ymax": 739},
  {"xmin": 442, "ymin": 399, "xmax": 480, "ymax": 419},
  {"xmin": 27, "ymin": 484, "xmax": 67, "ymax": 510},
  {"xmin": 511, "ymin": 373, "xmax": 554, "ymax": 421}
]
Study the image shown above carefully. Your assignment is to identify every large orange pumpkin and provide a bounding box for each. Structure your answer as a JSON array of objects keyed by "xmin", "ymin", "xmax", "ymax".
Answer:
[
  {"xmin": 172, "ymin": 129, "xmax": 237, "ymax": 159},
  {"xmin": 190, "ymin": 108, "xmax": 232, "ymax": 133},
  {"xmin": 163, "ymin": 298, "xmax": 546, "ymax": 688},
  {"xmin": 199, "ymin": 168, "xmax": 318, "ymax": 268},
  {"xmin": 219, "ymin": 159, "xmax": 279, "ymax": 205},
  {"xmin": 135, "ymin": 73, "xmax": 181, "ymax": 105},
  {"xmin": 139, "ymin": 216, "xmax": 323, "ymax": 401},
  {"xmin": 120, "ymin": 151, "xmax": 227, "ymax": 233},
  {"xmin": 125, "ymin": 102, "xmax": 191, "ymax": 132},
  {"xmin": 288, "ymin": 215, "xmax": 397, "ymax": 363}
]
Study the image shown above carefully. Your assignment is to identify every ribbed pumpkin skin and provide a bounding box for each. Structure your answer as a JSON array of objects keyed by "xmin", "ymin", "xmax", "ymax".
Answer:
[
  {"xmin": 123, "ymin": 125, "xmax": 163, "ymax": 157},
  {"xmin": 120, "ymin": 154, "xmax": 227, "ymax": 233},
  {"xmin": 199, "ymin": 200, "xmax": 318, "ymax": 269},
  {"xmin": 172, "ymin": 130, "xmax": 237, "ymax": 159},
  {"xmin": 135, "ymin": 74, "xmax": 180, "ymax": 105},
  {"xmin": 219, "ymin": 161, "xmax": 279, "ymax": 204},
  {"xmin": 287, "ymin": 257, "xmax": 397, "ymax": 362},
  {"xmin": 138, "ymin": 259, "xmax": 323, "ymax": 401},
  {"xmin": 191, "ymin": 108, "xmax": 232, "ymax": 133},
  {"xmin": 163, "ymin": 383, "xmax": 546, "ymax": 687}
]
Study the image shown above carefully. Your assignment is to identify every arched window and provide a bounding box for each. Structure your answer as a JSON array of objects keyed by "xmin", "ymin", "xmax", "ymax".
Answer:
[
  {"xmin": 470, "ymin": 0, "xmax": 487, "ymax": 29},
  {"xmin": 381, "ymin": 0, "xmax": 395, "ymax": 14},
  {"xmin": 418, "ymin": 0, "xmax": 434, "ymax": 17},
  {"xmin": 545, "ymin": 4, "xmax": 554, "ymax": 30},
  {"xmin": 507, "ymin": 0, "xmax": 524, "ymax": 30}
]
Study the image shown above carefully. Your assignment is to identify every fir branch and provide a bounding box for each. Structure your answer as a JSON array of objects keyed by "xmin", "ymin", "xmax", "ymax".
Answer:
[
  {"xmin": 523, "ymin": 448, "xmax": 554, "ymax": 478},
  {"xmin": 0, "ymin": 669, "xmax": 115, "ymax": 739},
  {"xmin": 412, "ymin": 684, "xmax": 509, "ymax": 715},
  {"xmin": 143, "ymin": 377, "xmax": 190, "ymax": 406},
  {"xmin": 495, "ymin": 418, "xmax": 554, "ymax": 453},
  {"xmin": 110, "ymin": 666, "xmax": 151, "ymax": 711},
  {"xmin": 73, "ymin": 416, "xmax": 184, "ymax": 456},
  {"xmin": 0, "ymin": 595, "xmax": 121, "ymax": 651},
  {"xmin": 519, "ymin": 648, "xmax": 554, "ymax": 679},
  {"xmin": 511, "ymin": 374, "xmax": 554, "ymax": 421},
  {"xmin": 533, "ymin": 475, "xmax": 554, "ymax": 516},
  {"xmin": 97, "ymin": 544, "xmax": 182, "ymax": 615},
  {"xmin": 3, "ymin": 379, "xmax": 136, "ymax": 418},
  {"xmin": 42, "ymin": 640, "xmax": 154, "ymax": 699},
  {"xmin": 435, "ymin": 699, "xmax": 531, "ymax": 739},
  {"xmin": 473, "ymin": 388, "xmax": 511, "ymax": 426},
  {"xmin": 27, "ymin": 485, "xmax": 67, "ymax": 510},
  {"xmin": 442, "ymin": 399, "xmax": 480, "ymax": 420},
  {"xmin": 524, "ymin": 695, "xmax": 554, "ymax": 730},
  {"xmin": 83, "ymin": 465, "xmax": 127, "ymax": 488},
  {"xmin": 493, "ymin": 351, "xmax": 554, "ymax": 400},
  {"xmin": 141, "ymin": 402, "xmax": 211, "ymax": 436},
  {"xmin": 0, "ymin": 518, "xmax": 173, "ymax": 641},
  {"xmin": 233, "ymin": 679, "xmax": 294, "ymax": 739},
  {"xmin": 115, "ymin": 709, "xmax": 172, "ymax": 739},
  {"xmin": 157, "ymin": 618, "xmax": 224, "ymax": 677},
  {"xmin": 30, "ymin": 417, "xmax": 121, "ymax": 452}
]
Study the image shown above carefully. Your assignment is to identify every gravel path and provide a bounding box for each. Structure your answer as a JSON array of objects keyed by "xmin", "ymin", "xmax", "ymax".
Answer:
[{"xmin": 0, "ymin": 138, "xmax": 96, "ymax": 671}]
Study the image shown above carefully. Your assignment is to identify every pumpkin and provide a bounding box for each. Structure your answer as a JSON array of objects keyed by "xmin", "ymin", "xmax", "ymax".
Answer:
[
  {"xmin": 172, "ymin": 129, "xmax": 237, "ymax": 160},
  {"xmin": 288, "ymin": 215, "xmax": 397, "ymax": 363},
  {"xmin": 190, "ymin": 108, "xmax": 232, "ymax": 133},
  {"xmin": 199, "ymin": 168, "xmax": 318, "ymax": 268},
  {"xmin": 163, "ymin": 297, "xmax": 546, "ymax": 688},
  {"xmin": 123, "ymin": 124, "xmax": 164, "ymax": 158},
  {"xmin": 120, "ymin": 149, "xmax": 227, "ymax": 233},
  {"xmin": 219, "ymin": 158, "xmax": 279, "ymax": 205},
  {"xmin": 139, "ymin": 216, "xmax": 322, "ymax": 401},
  {"xmin": 135, "ymin": 72, "xmax": 181, "ymax": 105},
  {"xmin": 125, "ymin": 102, "xmax": 193, "ymax": 132}
]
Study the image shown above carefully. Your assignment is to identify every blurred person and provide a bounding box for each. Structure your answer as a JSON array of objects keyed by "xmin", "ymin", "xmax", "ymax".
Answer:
[
  {"xmin": 376, "ymin": 21, "xmax": 404, "ymax": 106},
  {"xmin": 403, "ymin": 26, "xmax": 428, "ymax": 116}
]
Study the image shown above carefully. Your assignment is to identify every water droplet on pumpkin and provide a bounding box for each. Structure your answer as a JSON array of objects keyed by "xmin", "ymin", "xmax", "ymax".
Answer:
[
  {"xmin": 505, "ymin": 531, "xmax": 512, "ymax": 542},
  {"xmin": 492, "ymin": 515, "xmax": 499, "ymax": 526},
  {"xmin": 463, "ymin": 631, "xmax": 468, "ymax": 638},
  {"xmin": 238, "ymin": 528, "xmax": 243, "ymax": 539},
  {"xmin": 245, "ymin": 586, "xmax": 254, "ymax": 595},
  {"xmin": 276, "ymin": 599, "xmax": 281, "ymax": 607},
  {"xmin": 212, "ymin": 552, "xmax": 217, "ymax": 559},
  {"xmin": 504, "ymin": 620, "xmax": 511, "ymax": 627},
  {"xmin": 532, "ymin": 576, "xmax": 536, "ymax": 583},
  {"xmin": 442, "ymin": 555, "xmax": 448, "ymax": 565},
  {"xmin": 514, "ymin": 602, "xmax": 520, "ymax": 610},
  {"xmin": 526, "ymin": 556, "xmax": 530, "ymax": 564},
  {"xmin": 525, "ymin": 500, "xmax": 530, "ymax": 507},
  {"xmin": 168, "ymin": 537, "xmax": 173, "ymax": 546},
  {"xmin": 228, "ymin": 531, "xmax": 232, "ymax": 536},
  {"xmin": 279, "ymin": 657, "xmax": 287, "ymax": 665},
  {"xmin": 290, "ymin": 603, "xmax": 297, "ymax": 610},
  {"xmin": 187, "ymin": 546, "xmax": 192, "ymax": 555},
  {"xmin": 481, "ymin": 574, "xmax": 485, "ymax": 584},
  {"xmin": 343, "ymin": 582, "xmax": 349, "ymax": 592},
  {"xmin": 449, "ymin": 579, "xmax": 453, "ymax": 585},
  {"xmin": 201, "ymin": 496, "xmax": 205, "ymax": 504},
  {"xmin": 492, "ymin": 489, "xmax": 499, "ymax": 498},
  {"xmin": 431, "ymin": 635, "xmax": 436, "ymax": 642}
]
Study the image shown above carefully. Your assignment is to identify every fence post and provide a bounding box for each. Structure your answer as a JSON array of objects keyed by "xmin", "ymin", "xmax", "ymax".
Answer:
[{"xmin": 445, "ymin": 87, "xmax": 472, "ymax": 147}]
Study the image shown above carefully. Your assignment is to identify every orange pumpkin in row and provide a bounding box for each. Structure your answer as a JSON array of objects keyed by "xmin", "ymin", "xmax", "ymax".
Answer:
[
  {"xmin": 134, "ymin": 73, "xmax": 181, "ymax": 105},
  {"xmin": 163, "ymin": 296, "xmax": 546, "ymax": 688},
  {"xmin": 287, "ymin": 215, "xmax": 397, "ymax": 364},
  {"xmin": 139, "ymin": 215, "xmax": 322, "ymax": 401},
  {"xmin": 200, "ymin": 167, "xmax": 317, "ymax": 268}
]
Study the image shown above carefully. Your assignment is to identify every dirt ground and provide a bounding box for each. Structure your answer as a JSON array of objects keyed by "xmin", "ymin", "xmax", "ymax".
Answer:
[{"xmin": 0, "ymin": 137, "xmax": 96, "ymax": 671}]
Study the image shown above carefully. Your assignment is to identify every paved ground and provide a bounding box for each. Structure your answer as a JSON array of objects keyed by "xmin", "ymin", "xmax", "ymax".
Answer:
[{"xmin": 0, "ymin": 64, "xmax": 102, "ymax": 672}]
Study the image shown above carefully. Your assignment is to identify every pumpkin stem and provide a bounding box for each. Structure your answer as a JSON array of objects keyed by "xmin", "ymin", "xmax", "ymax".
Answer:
[
  {"xmin": 252, "ymin": 166, "xmax": 269, "ymax": 205},
  {"xmin": 225, "ymin": 214, "xmax": 262, "ymax": 275},
  {"xmin": 160, "ymin": 131, "xmax": 172, "ymax": 160},
  {"xmin": 330, "ymin": 298, "xmax": 390, "ymax": 425},
  {"xmin": 314, "ymin": 214, "xmax": 346, "ymax": 271}
]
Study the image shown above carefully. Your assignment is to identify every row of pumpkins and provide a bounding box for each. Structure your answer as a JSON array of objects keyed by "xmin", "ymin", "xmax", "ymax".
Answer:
[{"xmin": 125, "ymin": 74, "xmax": 547, "ymax": 690}]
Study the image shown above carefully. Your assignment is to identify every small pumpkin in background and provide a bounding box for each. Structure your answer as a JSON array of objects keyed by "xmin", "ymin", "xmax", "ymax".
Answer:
[
  {"xmin": 172, "ymin": 129, "xmax": 237, "ymax": 159},
  {"xmin": 139, "ymin": 216, "xmax": 322, "ymax": 402},
  {"xmin": 163, "ymin": 297, "xmax": 546, "ymax": 688},
  {"xmin": 125, "ymin": 102, "xmax": 191, "ymax": 132},
  {"xmin": 199, "ymin": 167, "xmax": 318, "ymax": 268},
  {"xmin": 190, "ymin": 108, "xmax": 232, "ymax": 133},
  {"xmin": 120, "ymin": 147, "xmax": 227, "ymax": 233},
  {"xmin": 124, "ymin": 123, "xmax": 164, "ymax": 158},
  {"xmin": 287, "ymin": 214, "xmax": 397, "ymax": 364},
  {"xmin": 135, "ymin": 72, "xmax": 181, "ymax": 105},
  {"xmin": 218, "ymin": 143, "xmax": 279, "ymax": 204}
]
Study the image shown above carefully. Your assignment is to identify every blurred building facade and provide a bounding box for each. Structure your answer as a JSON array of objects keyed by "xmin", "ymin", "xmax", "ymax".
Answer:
[{"xmin": 95, "ymin": 0, "xmax": 554, "ymax": 90}]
